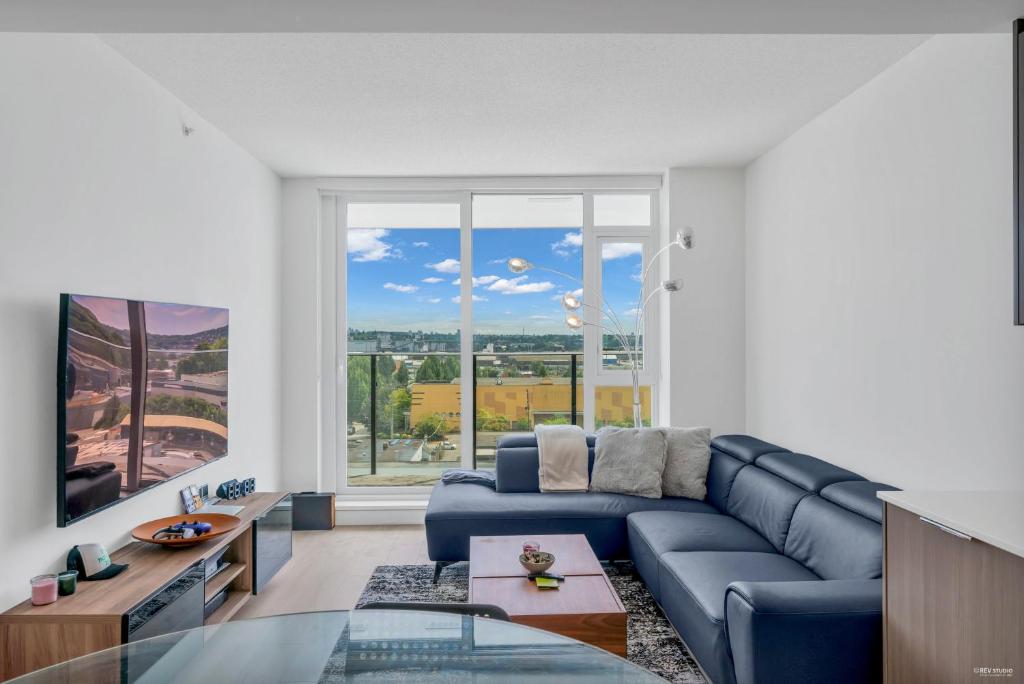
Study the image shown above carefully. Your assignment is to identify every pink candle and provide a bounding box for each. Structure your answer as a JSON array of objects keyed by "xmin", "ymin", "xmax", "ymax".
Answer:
[{"xmin": 30, "ymin": 574, "xmax": 58, "ymax": 606}]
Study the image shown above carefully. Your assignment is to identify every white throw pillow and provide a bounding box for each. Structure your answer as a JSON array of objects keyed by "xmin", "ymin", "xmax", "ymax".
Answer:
[{"xmin": 660, "ymin": 427, "xmax": 711, "ymax": 500}]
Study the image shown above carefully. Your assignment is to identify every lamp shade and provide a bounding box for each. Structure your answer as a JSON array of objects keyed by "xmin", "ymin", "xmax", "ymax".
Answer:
[
  {"xmin": 561, "ymin": 291, "xmax": 582, "ymax": 310},
  {"xmin": 507, "ymin": 257, "xmax": 532, "ymax": 274},
  {"xmin": 565, "ymin": 313, "xmax": 584, "ymax": 329}
]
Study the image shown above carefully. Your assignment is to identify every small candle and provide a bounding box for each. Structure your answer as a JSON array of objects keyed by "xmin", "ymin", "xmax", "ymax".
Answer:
[
  {"xmin": 58, "ymin": 570, "xmax": 78, "ymax": 596},
  {"xmin": 30, "ymin": 574, "xmax": 58, "ymax": 606}
]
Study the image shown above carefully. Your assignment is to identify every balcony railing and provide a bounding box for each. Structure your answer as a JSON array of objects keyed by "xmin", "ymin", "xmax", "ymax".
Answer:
[{"xmin": 346, "ymin": 352, "xmax": 649, "ymax": 487}]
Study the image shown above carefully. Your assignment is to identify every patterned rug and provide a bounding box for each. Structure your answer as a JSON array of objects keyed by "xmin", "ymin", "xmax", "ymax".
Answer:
[{"xmin": 356, "ymin": 562, "xmax": 706, "ymax": 683}]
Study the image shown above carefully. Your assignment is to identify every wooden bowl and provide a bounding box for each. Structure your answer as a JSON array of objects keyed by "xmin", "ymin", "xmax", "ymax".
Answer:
[
  {"xmin": 519, "ymin": 551, "xmax": 556, "ymax": 574},
  {"xmin": 131, "ymin": 513, "xmax": 242, "ymax": 548}
]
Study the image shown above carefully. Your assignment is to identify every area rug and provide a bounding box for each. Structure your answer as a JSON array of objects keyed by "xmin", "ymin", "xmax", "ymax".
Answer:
[{"xmin": 356, "ymin": 561, "xmax": 706, "ymax": 683}]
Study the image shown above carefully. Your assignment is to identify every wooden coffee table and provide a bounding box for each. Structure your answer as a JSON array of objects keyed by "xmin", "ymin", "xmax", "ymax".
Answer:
[{"xmin": 468, "ymin": 534, "xmax": 627, "ymax": 656}]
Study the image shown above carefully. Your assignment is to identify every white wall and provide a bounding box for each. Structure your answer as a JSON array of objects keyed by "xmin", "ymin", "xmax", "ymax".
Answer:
[
  {"xmin": 0, "ymin": 34, "xmax": 283, "ymax": 610},
  {"xmin": 745, "ymin": 34, "xmax": 1023, "ymax": 489},
  {"xmin": 280, "ymin": 179, "xmax": 323, "ymax": 493},
  {"xmin": 664, "ymin": 168, "xmax": 746, "ymax": 434}
]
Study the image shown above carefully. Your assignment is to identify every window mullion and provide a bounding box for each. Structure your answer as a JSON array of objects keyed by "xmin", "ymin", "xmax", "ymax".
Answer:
[
  {"xmin": 459, "ymin": 193, "xmax": 474, "ymax": 470},
  {"xmin": 582, "ymin": 193, "xmax": 597, "ymax": 433}
]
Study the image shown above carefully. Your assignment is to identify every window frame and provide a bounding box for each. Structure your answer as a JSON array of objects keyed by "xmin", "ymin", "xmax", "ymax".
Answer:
[{"xmin": 319, "ymin": 179, "xmax": 661, "ymax": 499}]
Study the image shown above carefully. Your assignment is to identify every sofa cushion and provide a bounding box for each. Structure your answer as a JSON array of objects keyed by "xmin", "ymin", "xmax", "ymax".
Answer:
[
  {"xmin": 784, "ymin": 495, "xmax": 883, "ymax": 580},
  {"xmin": 726, "ymin": 467, "xmax": 809, "ymax": 552},
  {"xmin": 661, "ymin": 426, "xmax": 711, "ymax": 500},
  {"xmin": 658, "ymin": 551, "xmax": 819, "ymax": 684},
  {"xmin": 820, "ymin": 481, "xmax": 898, "ymax": 523},
  {"xmin": 627, "ymin": 511, "xmax": 774, "ymax": 601},
  {"xmin": 425, "ymin": 481, "xmax": 715, "ymax": 562},
  {"xmin": 710, "ymin": 435, "xmax": 790, "ymax": 463},
  {"xmin": 590, "ymin": 427, "xmax": 667, "ymax": 499},
  {"xmin": 754, "ymin": 452, "xmax": 864, "ymax": 493}
]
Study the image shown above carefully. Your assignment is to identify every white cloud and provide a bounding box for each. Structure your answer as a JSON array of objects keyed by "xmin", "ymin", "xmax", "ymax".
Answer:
[
  {"xmin": 383, "ymin": 282, "xmax": 418, "ymax": 294},
  {"xmin": 488, "ymin": 258, "xmax": 509, "ymax": 265},
  {"xmin": 528, "ymin": 314, "xmax": 553, "ymax": 320},
  {"xmin": 426, "ymin": 258, "xmax": 461, "ymax": 273},
  {"xmin": 427, "ymin": 297, "xmax": 442, "ymax": 304},
  {"xmin": 453, "ymin": 275, "xmax": 501, "ymax": 287},
  {"xmin": 348, "ymin": 228, "xmax": 399, "ymax": 262},
  {"xmin": 487, "ymin": 276, "xmax": 555, "ymax": 295},
  {"xmin": 552, "ymin": 231, "xmax": 583, "ymax": 257},
  {"xmin": 601, "ymin": 242, "xmax": 643, "ymax": 260},
  {"xmin": 551, "ymin": 287, "xmax": 583, "ymax": 302},
  {"xmin": 421, "ymin": 276, "xmax": 444, "ymax": 284},
  {"xmin": 413, "ymin": 241, "xmax": 430, "ymax": 247},
  {"xmin": 451, "ymin": 295, "xmax": 487, "ymax": 303}
]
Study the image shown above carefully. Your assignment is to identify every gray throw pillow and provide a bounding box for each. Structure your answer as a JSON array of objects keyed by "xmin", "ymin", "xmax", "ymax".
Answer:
[
  {"xmin": 590, "ymin": 427, "xmax": 667, "ymax": 499},
  {"xmin": 660, "ymin": 427, "xmax": 711, "ymax": 500}
]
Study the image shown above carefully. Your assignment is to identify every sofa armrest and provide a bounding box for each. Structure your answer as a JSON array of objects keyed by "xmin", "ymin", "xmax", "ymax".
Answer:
[{"xmin": 724, "ymin": 579, "xmax": 882, "ymax": 684}]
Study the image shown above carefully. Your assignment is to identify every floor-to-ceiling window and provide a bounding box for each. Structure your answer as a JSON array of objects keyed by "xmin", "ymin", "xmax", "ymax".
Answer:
[
  {"xmin": 471, "ymin": 194, "xmax": 584, "ymax": 469},
  {"xmin": 345, "ymin": 201, "xmax": 462, "ymax": 487},
  {"xmin": 333, "ymin": 182, "xmax": 658, "ymax": 493}
]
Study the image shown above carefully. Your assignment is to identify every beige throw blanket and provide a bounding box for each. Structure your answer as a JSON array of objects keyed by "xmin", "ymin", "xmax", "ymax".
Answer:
[{"xmin": 535, "ymin": 424, "xmax": 589, "ymax": 492}]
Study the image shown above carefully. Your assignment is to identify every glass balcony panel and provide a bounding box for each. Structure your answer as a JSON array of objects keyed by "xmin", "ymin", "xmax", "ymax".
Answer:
[
  {"xmin": 347, "ymin": 353, "xmax": 460, "ymax": 487},
  {"xmin": 474, "ymin": 353, "xmax": 579, "ymax": 470},
  {"xmin": 594, "ymin": 385, "xmax": 652, "ymax": 428}
]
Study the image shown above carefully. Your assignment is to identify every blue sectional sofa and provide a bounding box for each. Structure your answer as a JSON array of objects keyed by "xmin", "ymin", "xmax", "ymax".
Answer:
[{"xmin": 425, "ymin": 433, "xmax": 897, "ymax": 684}]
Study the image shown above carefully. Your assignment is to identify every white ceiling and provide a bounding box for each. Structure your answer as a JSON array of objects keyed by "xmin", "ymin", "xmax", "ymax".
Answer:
[
  {"xmin": 9, "ymin": 0, "xmax": 1024, "ymax": 33},
  {"xmin": 102, "ymin": 33, "xmax": 929, "ymax": 177}
]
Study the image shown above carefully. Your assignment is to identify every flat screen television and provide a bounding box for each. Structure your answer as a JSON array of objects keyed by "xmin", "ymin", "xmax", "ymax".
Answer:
[{"xmin": 57, "ymin": 294, "xmax": 229, "ymax": 526}]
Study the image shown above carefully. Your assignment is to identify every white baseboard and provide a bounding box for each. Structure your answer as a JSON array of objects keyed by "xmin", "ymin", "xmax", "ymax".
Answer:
[{"xmin": 334, "ymin": 499, "xmax": 427, "ymax": 526}]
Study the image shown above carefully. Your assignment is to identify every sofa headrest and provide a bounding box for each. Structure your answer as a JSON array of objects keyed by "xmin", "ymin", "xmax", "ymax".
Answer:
[
  {"xmin": 495, "ymin": 432, "xmax": 596, "ymax": 449},
  {"xmin": 755, "ymin": 452, "xmax": 864, "ymax": 493},
  {"xmin": 820, "ymin": 481, "xmax": 899, "ymax": 524},
  {"xmin": 710, "ymin": 435, "xmax": 789, "ymax": 463}
]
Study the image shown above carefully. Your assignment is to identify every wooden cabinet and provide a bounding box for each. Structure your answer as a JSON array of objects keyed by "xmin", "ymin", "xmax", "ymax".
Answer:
[
  {"xmin": 0, "ymin": 492, "xmax": 289, "ymax": 681},
  {"xmin": 882, "ymin": 496, "xmax": 1024, "ymax": 684}
]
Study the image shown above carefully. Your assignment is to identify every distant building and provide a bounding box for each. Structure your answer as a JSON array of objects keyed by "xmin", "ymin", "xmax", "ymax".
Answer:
[
  {"xmin": 408, "ymin": 377, "xmax": 650, "ymax": 430},
  {"xmin": 349, "ymin": 339, "xmax": 379, "ymax": 353}
]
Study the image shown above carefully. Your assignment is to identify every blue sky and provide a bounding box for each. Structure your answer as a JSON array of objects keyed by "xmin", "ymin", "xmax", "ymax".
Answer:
[{"xmin": 346, "ymin": 226, "xmax": 642, "ymax": 338}]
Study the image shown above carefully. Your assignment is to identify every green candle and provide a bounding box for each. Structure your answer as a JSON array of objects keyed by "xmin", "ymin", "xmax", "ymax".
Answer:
[{"xmin": 57, "ymin": 570, "xmax": 78, "ymax": 596}]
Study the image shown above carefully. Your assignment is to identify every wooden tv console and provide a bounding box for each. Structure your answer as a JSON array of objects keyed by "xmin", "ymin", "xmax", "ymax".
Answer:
[{"xmin": 0, "ymin": 492, "xmax": 290, "ymax": 680}]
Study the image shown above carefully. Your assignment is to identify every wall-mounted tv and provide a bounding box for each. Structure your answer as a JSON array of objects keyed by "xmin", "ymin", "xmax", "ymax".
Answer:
[{"xmin": 57, "ymin": 294, "xmax": 229, "ymax": 526}]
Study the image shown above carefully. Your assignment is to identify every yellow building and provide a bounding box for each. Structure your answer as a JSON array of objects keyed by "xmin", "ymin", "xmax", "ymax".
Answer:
[{"xmin": 409, "ymin": 378, "xmax": 651, "ymax": 430}]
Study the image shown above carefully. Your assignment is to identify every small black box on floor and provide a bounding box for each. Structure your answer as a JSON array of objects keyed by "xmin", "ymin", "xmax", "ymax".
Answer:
[{"xmin": 292, "ymin": 492, "xmax": 335, "ymax": 530}]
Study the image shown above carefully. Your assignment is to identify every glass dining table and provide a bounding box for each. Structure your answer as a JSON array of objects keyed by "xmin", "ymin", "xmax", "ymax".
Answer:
[{"xmin": 11, "ymin": 610, "xmax": 666, "ymax": 683}]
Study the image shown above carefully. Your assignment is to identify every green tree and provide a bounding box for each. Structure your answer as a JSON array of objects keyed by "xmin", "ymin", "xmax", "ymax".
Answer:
[
  {"xmin": 412, "ymin": 413, "xmax": 447, "ymax": 440},
  {"xmin": 415, "ymin": 356, "xmax": 459, "ymax": 383},
  {"xmin": 347, "ymin": 356, "xmax": 371, "ymax": 428},
  {"xmin": 145, "ymin": 394, "xmax": 227, "ymax": 426},
  {"xmin": 176, "ymin": 337, "xmax": 228, "ymax": 378},
  {"xmin": 530, "ymin": 361, "xmax": 549, "ymax": 377},
  {"xmin": 394, "ymin": 361, "xmax": 409, "ymax": 386}
]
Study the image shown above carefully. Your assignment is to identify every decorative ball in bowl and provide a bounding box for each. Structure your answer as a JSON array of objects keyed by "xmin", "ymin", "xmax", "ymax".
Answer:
[
  {"xmin": 519, "ymin": 550, "xmax": 556, "ymax": 574},
  {"xmin": 131, "ymin": 513, "xmax": 241, "ymax": 547}
]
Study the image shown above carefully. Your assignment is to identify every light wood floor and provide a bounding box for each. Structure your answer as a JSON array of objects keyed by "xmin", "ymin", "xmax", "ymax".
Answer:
[{"xmin": 234, "ymin": 524, "xmax": 429, "ymax": 620}]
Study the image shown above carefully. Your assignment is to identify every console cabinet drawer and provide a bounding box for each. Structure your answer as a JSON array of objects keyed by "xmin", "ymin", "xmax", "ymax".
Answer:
[{"xmin": 883, "ymin": 503, "xmax": 1024, "ymax": 683}]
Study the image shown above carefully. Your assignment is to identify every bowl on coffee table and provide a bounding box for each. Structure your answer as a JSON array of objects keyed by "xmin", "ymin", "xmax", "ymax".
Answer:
[{"xmin": 519, "ymin": 550, "xmax": 555, "ymax": 574}]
